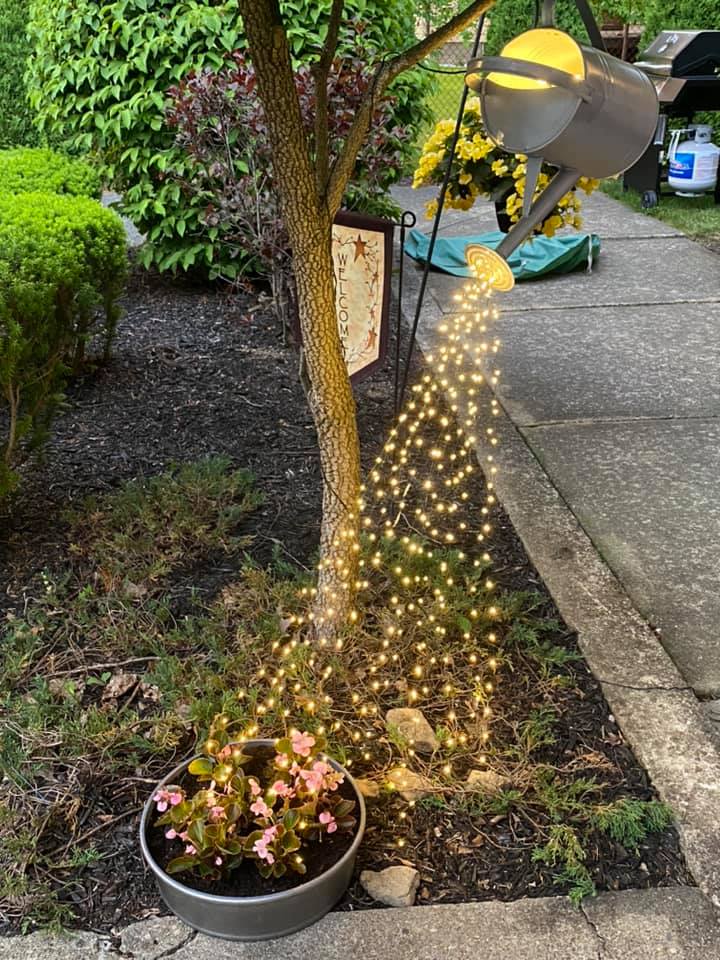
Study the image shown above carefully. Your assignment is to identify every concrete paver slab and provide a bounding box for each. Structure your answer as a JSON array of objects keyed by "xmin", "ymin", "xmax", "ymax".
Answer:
[
  {"xmin": 490, "ymin": 301, "xmax": 720, "ymax": 424},
  {"xmin": 524, "ymin": 418, "xmax": 720, "ymax": 696},
  {"xmin": 578, "ymin": 189, "xmax": 682, "ymax": 239}
]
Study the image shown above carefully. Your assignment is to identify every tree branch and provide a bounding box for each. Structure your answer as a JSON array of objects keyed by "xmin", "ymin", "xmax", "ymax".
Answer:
[
  {"xmin": 314, "ymin": 0, "xmax": 345, "ymax": 196},
  {"xmin": 327, "ymin": 0, "xmax": 494, "ymax": 213}
]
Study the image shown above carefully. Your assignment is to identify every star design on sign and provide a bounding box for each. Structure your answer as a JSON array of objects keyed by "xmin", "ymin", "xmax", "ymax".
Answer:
[{"xmin": 353, "ymin": 233, "xmax": 367, "ymax": 261}]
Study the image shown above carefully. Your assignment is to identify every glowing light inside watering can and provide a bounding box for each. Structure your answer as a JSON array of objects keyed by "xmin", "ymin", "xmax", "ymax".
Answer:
[{"xmin": 463, "ymin": 26, "xmax": 659, "ymax": 286}]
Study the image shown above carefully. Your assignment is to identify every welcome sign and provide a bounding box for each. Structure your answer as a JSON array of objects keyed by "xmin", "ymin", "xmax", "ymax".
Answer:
[{"xmin": 332, "ymin": 211, "xmax": 393, "ymax": 384}]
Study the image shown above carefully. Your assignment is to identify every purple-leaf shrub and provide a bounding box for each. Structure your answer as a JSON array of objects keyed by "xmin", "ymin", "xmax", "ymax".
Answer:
[
  {"xmin": 165, "ymin": 51, "xmax": 407, "ymax": 300},
  {"xmin": 153, "ymin": 716, "xmax": 356, "ymax": 881}
]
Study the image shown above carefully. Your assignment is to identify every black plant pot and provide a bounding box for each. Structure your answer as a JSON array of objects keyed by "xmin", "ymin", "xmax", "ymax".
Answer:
[{"xmin": 494, "ymin": 199, "xmax": 513, "ymax": 234}]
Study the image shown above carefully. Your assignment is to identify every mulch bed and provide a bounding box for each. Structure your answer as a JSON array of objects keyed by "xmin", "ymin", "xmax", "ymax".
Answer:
[{"xmin": 0, "ymin": 265, "xmax": 692, "ymax": 935}]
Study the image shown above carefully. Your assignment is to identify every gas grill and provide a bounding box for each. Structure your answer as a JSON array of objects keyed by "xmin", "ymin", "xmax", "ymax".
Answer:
[{"xmin": 622, "ymin": 30, "xmax": 720, "ymax": 206}]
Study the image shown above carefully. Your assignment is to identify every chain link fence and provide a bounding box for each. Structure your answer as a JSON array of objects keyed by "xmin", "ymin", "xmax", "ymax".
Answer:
[{"xmin": 418, "ymin": 21, "xmax": 488, "ymax": 126}]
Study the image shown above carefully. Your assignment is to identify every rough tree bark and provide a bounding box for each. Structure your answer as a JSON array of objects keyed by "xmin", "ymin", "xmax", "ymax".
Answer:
[{"xmin": 238, "ymin": 0, "xmax": 494, "ymax": 638}]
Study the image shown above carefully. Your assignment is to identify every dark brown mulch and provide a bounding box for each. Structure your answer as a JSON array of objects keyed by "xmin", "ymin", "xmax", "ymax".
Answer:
[
  {"xmin": 0, "ymin": 266, "xmax": 692, "ymax": 935},
  {"xmin": 0, "ymin": 268, "xmax": 402, "ymax": 606}
]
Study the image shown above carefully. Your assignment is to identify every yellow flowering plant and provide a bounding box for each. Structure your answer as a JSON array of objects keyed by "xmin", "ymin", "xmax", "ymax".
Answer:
[{"xmin": 413, "ymin": 97, "xmax": 600, "ymax": 238}]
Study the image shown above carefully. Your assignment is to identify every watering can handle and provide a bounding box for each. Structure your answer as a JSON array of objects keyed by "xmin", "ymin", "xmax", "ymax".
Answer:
[{"xmin": 466, "ymin": 56, "xmax": 593, "ymax": 103}]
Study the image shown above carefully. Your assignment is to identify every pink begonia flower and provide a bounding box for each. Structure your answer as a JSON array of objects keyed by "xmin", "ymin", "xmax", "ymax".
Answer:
[
  {"xmin": 179, "ymin": 831, "xmax": 189, "ymax": 842},
  {"xmin": 165, "ymin": 828, "xmax": 177, "ymax": 840},
  {"xmin": 289, "ymin": 761, "xmax": 302, "ymax": 777},
  {"xmin": 153, "ymin": 788, "xmax": 183, "ymax": 812},
  {"xmin": 271, "ymin": 780, "xmax": 293, "ymax": 798},
  {"xmin": 253, "ymin": 825, "xmax": 278, "ymax": 864},
  {"xmin": 248, "ymin": 778, "xmax": 262, "ymax": 797},
  {"xmin": 291, "ymin": 731, "xmax": 316, "ymax": 757},
  {"xmin": 215, "ymin": 856, "xmax": 223, "ymax": 866},
  {"xmin": 319, "ymin": 811, "xmax": 338, "ymax": 834},
  {"xmin": 209, "ymin": 805, "xmax": 226, "ymax": 822},
  {"xmin": 299, "ymin": 767, "xmax": 324, "ymax": 793},
  {"xmin": 185, "ymin": 844, "xmax": 197, "ymax": 855},
  {"xmin": 250, "ymin": 798, "xmax": 272, "ymax": 819},
  {"xmin": 217, "ymin": 745, "xmax": 232, "ymax": 761}
]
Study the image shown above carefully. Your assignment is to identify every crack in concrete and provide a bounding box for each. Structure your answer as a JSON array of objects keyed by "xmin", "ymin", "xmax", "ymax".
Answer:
[
  {"xmin": 156, "ymin": 930, "xmax": 198, "ymax": 959},
  {"xmin": 498, "ymin": 296, "xmax": 720, "ymax": 315},
  {"xmin": 114, "ymin": 927, "xmax": 198, "ymax": 960},
  {"xmin": 596, "ymin": 678, "xmax": 695, "ymax": 694},
  {"xmin": 522, "ymin": 414, "xmax": 720, "ymax": 429},
  {"xmin": 580, "ymin": 904, "xmax": 607, "ymax": 960}
]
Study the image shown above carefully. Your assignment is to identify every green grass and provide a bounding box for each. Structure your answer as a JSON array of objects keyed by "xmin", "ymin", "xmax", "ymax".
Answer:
[
  {"xmin": 412, "ymin": 70, "xmax": 467, "ymax": 165},
  {"xmin": 602, "ymin": 177, "xmax": 720, "ymax": 239}
]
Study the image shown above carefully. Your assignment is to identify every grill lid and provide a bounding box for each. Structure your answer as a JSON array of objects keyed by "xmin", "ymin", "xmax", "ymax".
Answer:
[{"xmin": 634, "ymin": 30, "xmax": 720, "ymax": 78}]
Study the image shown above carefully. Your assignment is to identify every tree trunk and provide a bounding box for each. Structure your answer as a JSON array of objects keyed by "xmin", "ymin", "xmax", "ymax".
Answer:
[
  {"xmin": 238, "ymin": 0, "xmax": 495, "ymax": 637},
  {"xmin": 238, "ymin": 1, "xmax": 361, "ymax": 637},
  {"xmin": 290, "ymin": 210, "xmax": 361, "ymax": 639}
]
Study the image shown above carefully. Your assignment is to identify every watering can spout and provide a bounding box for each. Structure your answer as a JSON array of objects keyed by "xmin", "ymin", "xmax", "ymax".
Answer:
[{"xmin": 465, "ymin": 166, "xmax": 581, "ymax": 291}]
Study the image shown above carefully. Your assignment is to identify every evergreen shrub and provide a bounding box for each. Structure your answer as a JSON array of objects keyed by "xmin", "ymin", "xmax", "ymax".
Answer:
[
  {"xmin": 0, "ymin": 0, "xmax": 37, "ymax": 147},
  {"xmin": 0, "ymin": 148, "xmax": 101, "ymax": 198},
  {"xmin": 0, "ymin": 192, "xmax": 127, "ymax": 496}
]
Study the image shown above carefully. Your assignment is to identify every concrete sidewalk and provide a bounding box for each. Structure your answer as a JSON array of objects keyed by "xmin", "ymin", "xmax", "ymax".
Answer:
[
  {"xmin": 4, "ymin": 888, "xmax": 719, "ymax": 960},
  {"xmin": 393, "ymin": 184, "xmax": 720, "ymax": 702}
]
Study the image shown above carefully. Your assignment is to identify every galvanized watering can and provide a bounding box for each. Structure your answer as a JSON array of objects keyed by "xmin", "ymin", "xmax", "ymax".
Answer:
[{"xmin": 464, "ymin": 27, "xmax": 659, "ymax": 279}]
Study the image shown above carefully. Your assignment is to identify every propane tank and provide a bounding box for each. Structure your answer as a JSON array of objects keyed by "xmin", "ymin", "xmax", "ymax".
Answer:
[{"xmin": 668, "ymin": 124, "xmax": 720, "ymax": 196}]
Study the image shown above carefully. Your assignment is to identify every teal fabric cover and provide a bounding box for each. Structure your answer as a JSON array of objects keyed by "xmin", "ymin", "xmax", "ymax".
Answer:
[{"xmin": 404, "ymin": 229, "xmax": 601, "ymax": 281}]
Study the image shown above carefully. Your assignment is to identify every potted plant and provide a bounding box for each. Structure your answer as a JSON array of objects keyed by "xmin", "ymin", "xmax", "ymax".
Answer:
[
  {"xmin": 140, "ymin": 716, "xmax": 366, "ymax": 941},
  {"xmin": 413, "ymin": 97, "xmax": 600, "ymax": 235}
]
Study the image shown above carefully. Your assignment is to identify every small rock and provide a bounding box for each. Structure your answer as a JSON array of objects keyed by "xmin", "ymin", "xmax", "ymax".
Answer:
[
  {"xmin": 120, "ymin": 916, "xmax": 191, "ymax": 959},
  {"xmin": 385, "ymin": 707, "xmax": 439, "ymax": 754},
  {"xmin": 360, "ymin": 865, "xmax": 420, "ymax": 907},
  {"xmin": 465, "ymin": 769, "xmax": 508, "ymax": 794},
  {"xmin": 388, "ymin": 766, "xmax": 434, "ymax": 802},
  {"xmin": 354, "ymin": 777, "xmax": 380, "ymax": 799}
]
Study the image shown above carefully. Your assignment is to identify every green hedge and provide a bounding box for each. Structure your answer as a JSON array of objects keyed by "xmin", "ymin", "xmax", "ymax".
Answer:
[
  {"xmin": 486, "ymin": 0, "xmax": 643, "ymax": 54},
  {"xmin": 486, "ymin": 0, "xmax": 588, "ymax": 54},
  {"xmin": 0, "ymin": 148, "xmax": 101, "ymax": 198},
  {"xmin": 26, "ymin": 0, "xmax": 430, "ymax": 278},
  {"xmin": 641, "ymin": 0, "xmax": 720, "ymax": 44},
  {"xmin": 0, "ymin": 191, "xmax": 127, "ymax": 496},
  {"xmin": 0, "ymin": 0, "xmax": 37, "ymax": 147}
]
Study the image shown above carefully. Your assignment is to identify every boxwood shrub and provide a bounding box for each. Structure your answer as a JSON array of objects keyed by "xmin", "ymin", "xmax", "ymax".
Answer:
[
  {"xmin": 0, "ymin": 192, "xmax": 127, "ymax": 496},
  {"xmin": 0, "ymin": 147, "xmax": 102, "ymax": 198},
  {"xmin": 26, "ymin": 0, "xmax": 431, "ymax": 277}
]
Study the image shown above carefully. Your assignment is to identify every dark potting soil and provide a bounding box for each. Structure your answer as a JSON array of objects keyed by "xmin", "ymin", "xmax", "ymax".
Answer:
[{"xmin": 0, "ymin": 265, "xmax": 693, "ymax": 935}]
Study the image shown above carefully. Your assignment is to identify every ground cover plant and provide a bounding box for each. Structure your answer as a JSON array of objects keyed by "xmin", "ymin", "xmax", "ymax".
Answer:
[{"xmin": 0, "ymin": 270, "xmax": 690, "ymax": 934}]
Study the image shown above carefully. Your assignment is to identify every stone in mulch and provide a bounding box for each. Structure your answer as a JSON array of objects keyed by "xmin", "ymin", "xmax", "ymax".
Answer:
[
  {"xmin": 465, "ymin": 769, "xmax": 509, "ymax": 794},
  {"xmin": 360, "ymin": 866, "xmax": 421, "ymax": 907},
  {"xmin": 385, "ymin": 708, "xmax": 439, "ymax": 754},
  {"xmin": 387, "ymin": 767, "xmax": 435, "ymax": 802}
]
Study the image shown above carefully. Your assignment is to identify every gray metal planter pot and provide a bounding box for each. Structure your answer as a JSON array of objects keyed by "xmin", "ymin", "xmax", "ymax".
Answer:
[{"xmin": 139, "ymin": 740, "xmax": 366, "ymax": 941}]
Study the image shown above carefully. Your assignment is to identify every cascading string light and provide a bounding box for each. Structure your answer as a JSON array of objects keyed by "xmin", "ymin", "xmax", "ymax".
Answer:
[{"xmin": 248, "ymin": 261, "xmax": 508, "ymax": 826}]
